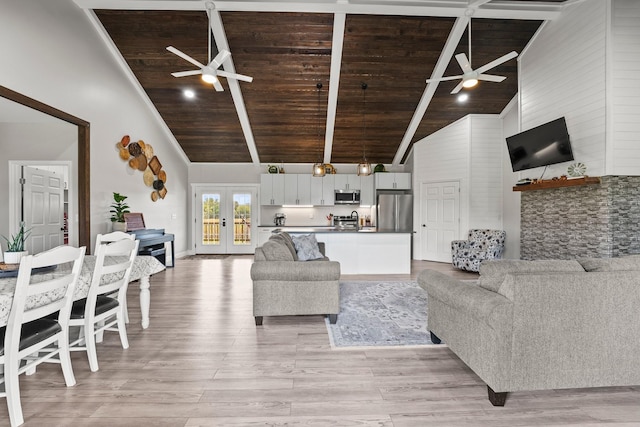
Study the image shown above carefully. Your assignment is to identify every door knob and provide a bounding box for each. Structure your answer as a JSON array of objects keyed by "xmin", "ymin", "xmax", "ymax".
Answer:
[{"xmin": 422, "ymin": 224, "xmax": 426, "ymax": 227}]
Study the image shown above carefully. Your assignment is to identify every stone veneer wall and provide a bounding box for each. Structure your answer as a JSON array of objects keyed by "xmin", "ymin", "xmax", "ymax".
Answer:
[{"xmin": 520, "ymin": 176, "xmax": 640, "ymax": 260}]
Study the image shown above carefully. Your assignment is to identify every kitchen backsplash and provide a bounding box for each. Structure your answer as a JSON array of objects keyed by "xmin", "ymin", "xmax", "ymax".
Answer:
[{"xmin": 260, "ymin": 205, "xmax": 376, "ymax": 227}]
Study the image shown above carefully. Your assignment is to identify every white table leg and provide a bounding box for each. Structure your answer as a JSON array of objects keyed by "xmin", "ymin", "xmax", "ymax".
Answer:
[{"xmin": 139, "ymin": 275, "xmax": 150, "ymax": 329}]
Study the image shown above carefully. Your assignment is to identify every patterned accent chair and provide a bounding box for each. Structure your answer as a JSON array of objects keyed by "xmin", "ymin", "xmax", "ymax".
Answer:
[{"xmin": 451, "ymin": 229, "xmax": 506, "ymax": 272}]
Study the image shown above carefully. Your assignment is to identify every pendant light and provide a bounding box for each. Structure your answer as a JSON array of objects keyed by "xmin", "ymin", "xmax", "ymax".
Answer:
[
  {"xmin": 312, "ymin": 82, "xmax": 326, "ymax": 177},
  {"xmin": 357, "ymin": 82, "xmax": 372, "ymax": 176}
]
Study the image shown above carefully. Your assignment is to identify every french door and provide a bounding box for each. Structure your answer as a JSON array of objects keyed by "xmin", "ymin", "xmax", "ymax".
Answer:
[{"xmin": 195, "ymin": 186, "xmax": 257, "ymax": 254}]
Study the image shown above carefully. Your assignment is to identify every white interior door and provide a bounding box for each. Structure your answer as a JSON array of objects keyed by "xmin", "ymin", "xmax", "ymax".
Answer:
[
  {"xmin": 420, "ymin": 181, "xmax": 460, "ymax": 262},
  {"xmin": 195, "ymin": 186, "xmax": 257, "ymax": 254},
  {"xmin": 23, "ymin": 166, "xmax": 64, "ymax": 254}
]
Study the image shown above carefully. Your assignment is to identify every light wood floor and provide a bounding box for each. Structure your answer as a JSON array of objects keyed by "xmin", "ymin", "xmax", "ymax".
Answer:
[{"xmin": 3, "ymin": 256, "xmax": 639, "ymax": 426}]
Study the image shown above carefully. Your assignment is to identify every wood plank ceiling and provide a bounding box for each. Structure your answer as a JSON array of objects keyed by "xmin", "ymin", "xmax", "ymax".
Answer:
[{"xmin": 89, "ymin": 0, "xmax": 568, "ymax": 165}]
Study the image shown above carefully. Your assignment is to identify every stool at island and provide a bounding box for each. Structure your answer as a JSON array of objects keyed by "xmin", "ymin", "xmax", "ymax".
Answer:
[{"xmin": 124, "ymin": 213, "xmax": 175, "ymax": 267}]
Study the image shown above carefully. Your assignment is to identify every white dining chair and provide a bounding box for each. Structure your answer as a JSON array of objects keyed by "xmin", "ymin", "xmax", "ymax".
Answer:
[
  {"xmin": 0, "ymin": 245, "xmax": 86, "ymax": 427},
  {"xmin": 68, "ymin": 238, "xmax": 138, "ymax": 372},
  {"xmin": 94, "ymin": 231, "xmax": 135, "ymax": 324},
  {"xmin": 93, "ymin": 231, "xmax": 134, "ymax": 254}
]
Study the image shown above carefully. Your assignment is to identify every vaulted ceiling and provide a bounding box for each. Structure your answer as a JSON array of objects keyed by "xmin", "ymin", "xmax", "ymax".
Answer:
[{"xmin": 75, "ymin": 0, "xmax": 571, "ymax": 166}]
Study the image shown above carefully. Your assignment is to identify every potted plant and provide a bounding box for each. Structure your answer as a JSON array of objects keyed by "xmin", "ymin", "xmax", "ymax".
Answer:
[
  {"xmin": 110, "ymin": 192, "xmax": 130, "ymax": 232},
  {"xmin": 2, "ymin": 223, "xmax": 31, "ymax": 264}
]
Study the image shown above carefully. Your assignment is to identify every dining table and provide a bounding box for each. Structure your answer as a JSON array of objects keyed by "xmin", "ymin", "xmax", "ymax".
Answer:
[{"xmin": 0, "ymin": 255, "xmax": 166, "ymax": 328}]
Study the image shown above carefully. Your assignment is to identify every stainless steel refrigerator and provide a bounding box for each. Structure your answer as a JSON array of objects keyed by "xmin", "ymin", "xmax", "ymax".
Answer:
[{"xmin": 376, "ymin": 191, "xmax": 413, "ymax": 232}]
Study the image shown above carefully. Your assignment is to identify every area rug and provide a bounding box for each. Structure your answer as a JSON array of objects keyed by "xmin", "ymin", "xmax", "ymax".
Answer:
[{"xmin": 325, "ymin": 281, "xmax": 439, "ymax": 349}]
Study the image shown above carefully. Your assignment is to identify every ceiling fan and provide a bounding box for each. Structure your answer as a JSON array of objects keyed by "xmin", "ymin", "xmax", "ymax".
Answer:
[
  {"xmin": 166, "ymin": 46, "xmax": 252, "ymax": 92},
  {"xmin": 426, "ymin": 19, "xmax": 517, "ymax": 94},
  {"xmin": 166, "ymin": 3, "xmax": 252, "ymax": 91}
]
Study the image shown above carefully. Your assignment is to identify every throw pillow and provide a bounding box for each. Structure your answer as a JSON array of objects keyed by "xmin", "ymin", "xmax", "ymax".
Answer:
[
  {"xmin": 478, "ymin": 259, "xmax": 585, "ymax": 293},
  {"xmin": 291, "ymin": 234, "xmax": 324, "ymax": 261},
  {"xmin": 269, "ymin": 232, "xmax": 298, "ymax": 261},
  {"xmin": 578, "ymin": 255, "xmax": 640, "ymax": 272},
  {"xmin": 261, "ymin": 240, "xmax": 295, "ymax": 261}
]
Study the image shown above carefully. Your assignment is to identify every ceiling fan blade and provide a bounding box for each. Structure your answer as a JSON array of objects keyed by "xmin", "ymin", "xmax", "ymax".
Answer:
[
  {"xmin": 171, "ymin": 70, "xmax": 202, "ymax": 78},
  {"xmin": 210, "ymin": 49, "xmax": 231, "ymax": 69},
  {"xmin": 478, "ymin": 74, "xmax": 506, "ymax": 83},
  {"xmin": 455, "ymin": 53, "xmax": 473, "ymax": 74},
  {"xmin": 450, "ymin": 81, "xmax": 464, "ymax": 94},
  {"xmin": 166, "ymin": 46, "xmax": 206, "ymax": 69},
  {"xmin": 475, "ymin": 51, "xmax": 518, "ymax": 75},
  {"xmin": 426, "ymin": 75, "xmax": 464, "ymax": 83},
  {"xmin": 217, "ymin": 70, "xmax": 254, "ymax": 83},
  {"xmin": 213, "ymin": 79, "xmax": 224, "ymax": 92}
]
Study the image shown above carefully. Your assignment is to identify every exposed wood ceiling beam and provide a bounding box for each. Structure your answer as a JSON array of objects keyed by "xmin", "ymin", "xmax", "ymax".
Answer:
[
  {"xmin": 324, "ymin": 12, "xmax": 346, "ymax": 165},
  {"xmin": 392, "ymin": 16, "xmax": 470, "ymax": 166},
  {"xmin": 208, "ymin": 5, "xmax": 260, "ymax": 164},
  {"xmin": 74, "ymin": 0, "xmax": 562, "ymax": 20}
]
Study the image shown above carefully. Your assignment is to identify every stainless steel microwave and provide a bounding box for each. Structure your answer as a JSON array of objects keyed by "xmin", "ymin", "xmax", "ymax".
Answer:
[{"xmin": 334, "ymin": 189, "xmax": 360, "ymax": 205}]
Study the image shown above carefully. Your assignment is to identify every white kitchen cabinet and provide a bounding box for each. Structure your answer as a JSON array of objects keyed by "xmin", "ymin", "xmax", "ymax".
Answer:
[
  {"xmin": 260, "ymin": 174, "xmax": 285, "ymax": 205},
  {"xmin": 334, "ymin": 174, "xmax": 361, "ymax": 190},
  {"xmin": 375, "ymin": 172, "xmax": 411, "ymax": 190},
  {"xmin": 360, "ymin": 174, "xmax": 375, "ymax": 206},
  {"xmin": 284, "ymin": 174, "xmax": 311, "ymax": 205},
  {"xmin": 310, "ymin": 175, "xmax": 335, "ymax": 206}
]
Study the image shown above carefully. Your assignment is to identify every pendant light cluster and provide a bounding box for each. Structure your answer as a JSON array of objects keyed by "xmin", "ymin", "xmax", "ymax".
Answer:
[
  {"xmin": 357, "ymin": 82, "xmax": 372, "ymax": 176},
  {"xmin": 312, "ymin": 82, "xmax": 326, "ymax": 177}
]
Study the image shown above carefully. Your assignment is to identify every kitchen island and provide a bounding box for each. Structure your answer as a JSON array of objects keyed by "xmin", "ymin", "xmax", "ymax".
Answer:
[{"xmin": 259, "ymin": 226, "xmax": 411, "ymax": 275}]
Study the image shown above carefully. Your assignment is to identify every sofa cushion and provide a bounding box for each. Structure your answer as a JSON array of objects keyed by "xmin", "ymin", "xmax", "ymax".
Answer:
[
  {"xmin": 478, "ymin": 259, "xmax": 585, "ymax": 293},
  {"xmin": 577, "ymin": 255, "xmax": 640, "ymax": 272},
  {"xmin": 270, "ymin": 232, "xmax": 298, "ymax": 261},
  {"xmin": 291, "ymin": 234, "xmax": 324, "ymax": 261},
  {"xmin": 261, "ymin": 239, "xmax": 295, "ymax": 261}
]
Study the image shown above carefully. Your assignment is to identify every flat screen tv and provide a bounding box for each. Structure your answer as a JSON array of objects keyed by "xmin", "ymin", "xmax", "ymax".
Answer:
[{"xmin": 506, "ymin": 117, "xmax": 574, "ymax": 172}]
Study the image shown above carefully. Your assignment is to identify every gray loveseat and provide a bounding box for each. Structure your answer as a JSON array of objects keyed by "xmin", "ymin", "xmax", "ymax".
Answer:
[
  {"xmin": 251, "ymin": 232, "xmax": 340, "ymax": 325},
  {"xmin": 418, "ymin": 256, "xmax": 640, "ymax": 406}
]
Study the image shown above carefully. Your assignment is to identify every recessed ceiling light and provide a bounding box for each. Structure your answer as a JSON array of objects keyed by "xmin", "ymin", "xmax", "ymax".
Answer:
[
  {"xmin": 183, "ymin": 89, "xmax": 195, "ymax": 99},
  {"xmin": 457, "ymin": 93, "xmax": 469, "ymax": 102}
]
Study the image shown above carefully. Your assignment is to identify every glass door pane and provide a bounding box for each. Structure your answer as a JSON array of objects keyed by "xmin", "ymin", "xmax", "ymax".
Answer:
[
  {"xmin": 202, "ymin": 192, "xmax": 220, "ymax": 247},
  {"xmin": 232, "ymin": 192, "xmax": 252, "ymax": 246}
]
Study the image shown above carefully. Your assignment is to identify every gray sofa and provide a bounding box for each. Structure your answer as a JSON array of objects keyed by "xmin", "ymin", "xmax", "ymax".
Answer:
[
  {"xmin": 251, "ymin": 232, "xmax": 340, "ymax": 325},
  {"xmin": 418, "ymin": 256, "xmax": 640, "ymax": 406}
]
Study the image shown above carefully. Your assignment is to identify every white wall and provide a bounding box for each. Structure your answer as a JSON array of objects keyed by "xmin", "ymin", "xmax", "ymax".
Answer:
[
  {"xmin": 501, "ymin": 97, "xmax": 521, "ymax": 259},
  {"xmin": 1, "ymin": 0, "xmax": 189, "ymax": 255},
  {"xmin": 609, "ymin": 0, "xmax": 640, "ymax": 175},
  {"xmin": 413, "ymin": 116, "xmax": 470, "ymax": 247},
  {"xmin": 519, "ymin": 0, "xmax": 608, "ymax": 178},
  {"xmin": 468, "ymin": 115, "xmax": 503, "ymax": 230}
]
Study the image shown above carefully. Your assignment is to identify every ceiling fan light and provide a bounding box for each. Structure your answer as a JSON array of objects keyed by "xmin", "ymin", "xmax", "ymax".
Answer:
[
  {"xmin": 312, "ymin": 162, "xmax": 326, "ymax": 177},
  {"xmin": 357, "ymin": 160, "xmax": 372, "ymax": 176},
  {"xmin": 462, "ymin": 78, "xmax": 478, "ymax": 88},
  {"xmin": 201, "ymin": 72, "xmax": 218, "ymax": 84}
]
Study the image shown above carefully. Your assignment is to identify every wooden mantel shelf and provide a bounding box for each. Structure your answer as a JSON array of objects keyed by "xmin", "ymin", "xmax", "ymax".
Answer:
[{"xmin": 513, "ymin": 176, "xmax": 601, "ymax": 191}]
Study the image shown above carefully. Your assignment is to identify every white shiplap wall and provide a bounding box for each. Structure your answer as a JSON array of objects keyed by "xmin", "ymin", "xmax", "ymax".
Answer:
[
  {"xmin": 413, "ymin": 116, "xmax": 470, "ymax": 248},
  {"xmin": 468, "ymin": 116, "xmax": 504, "ymax": 230},
  {"xmin": 610, "ymin": 0, "xmax": 640, "ymax": 175},
  {"xmin": 412, "ymin": 114, "xmax": 504, "ymax": 259},
  {"xmin": 519, "ymin": 0, "xmax": 607, "ymax": 178}
]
